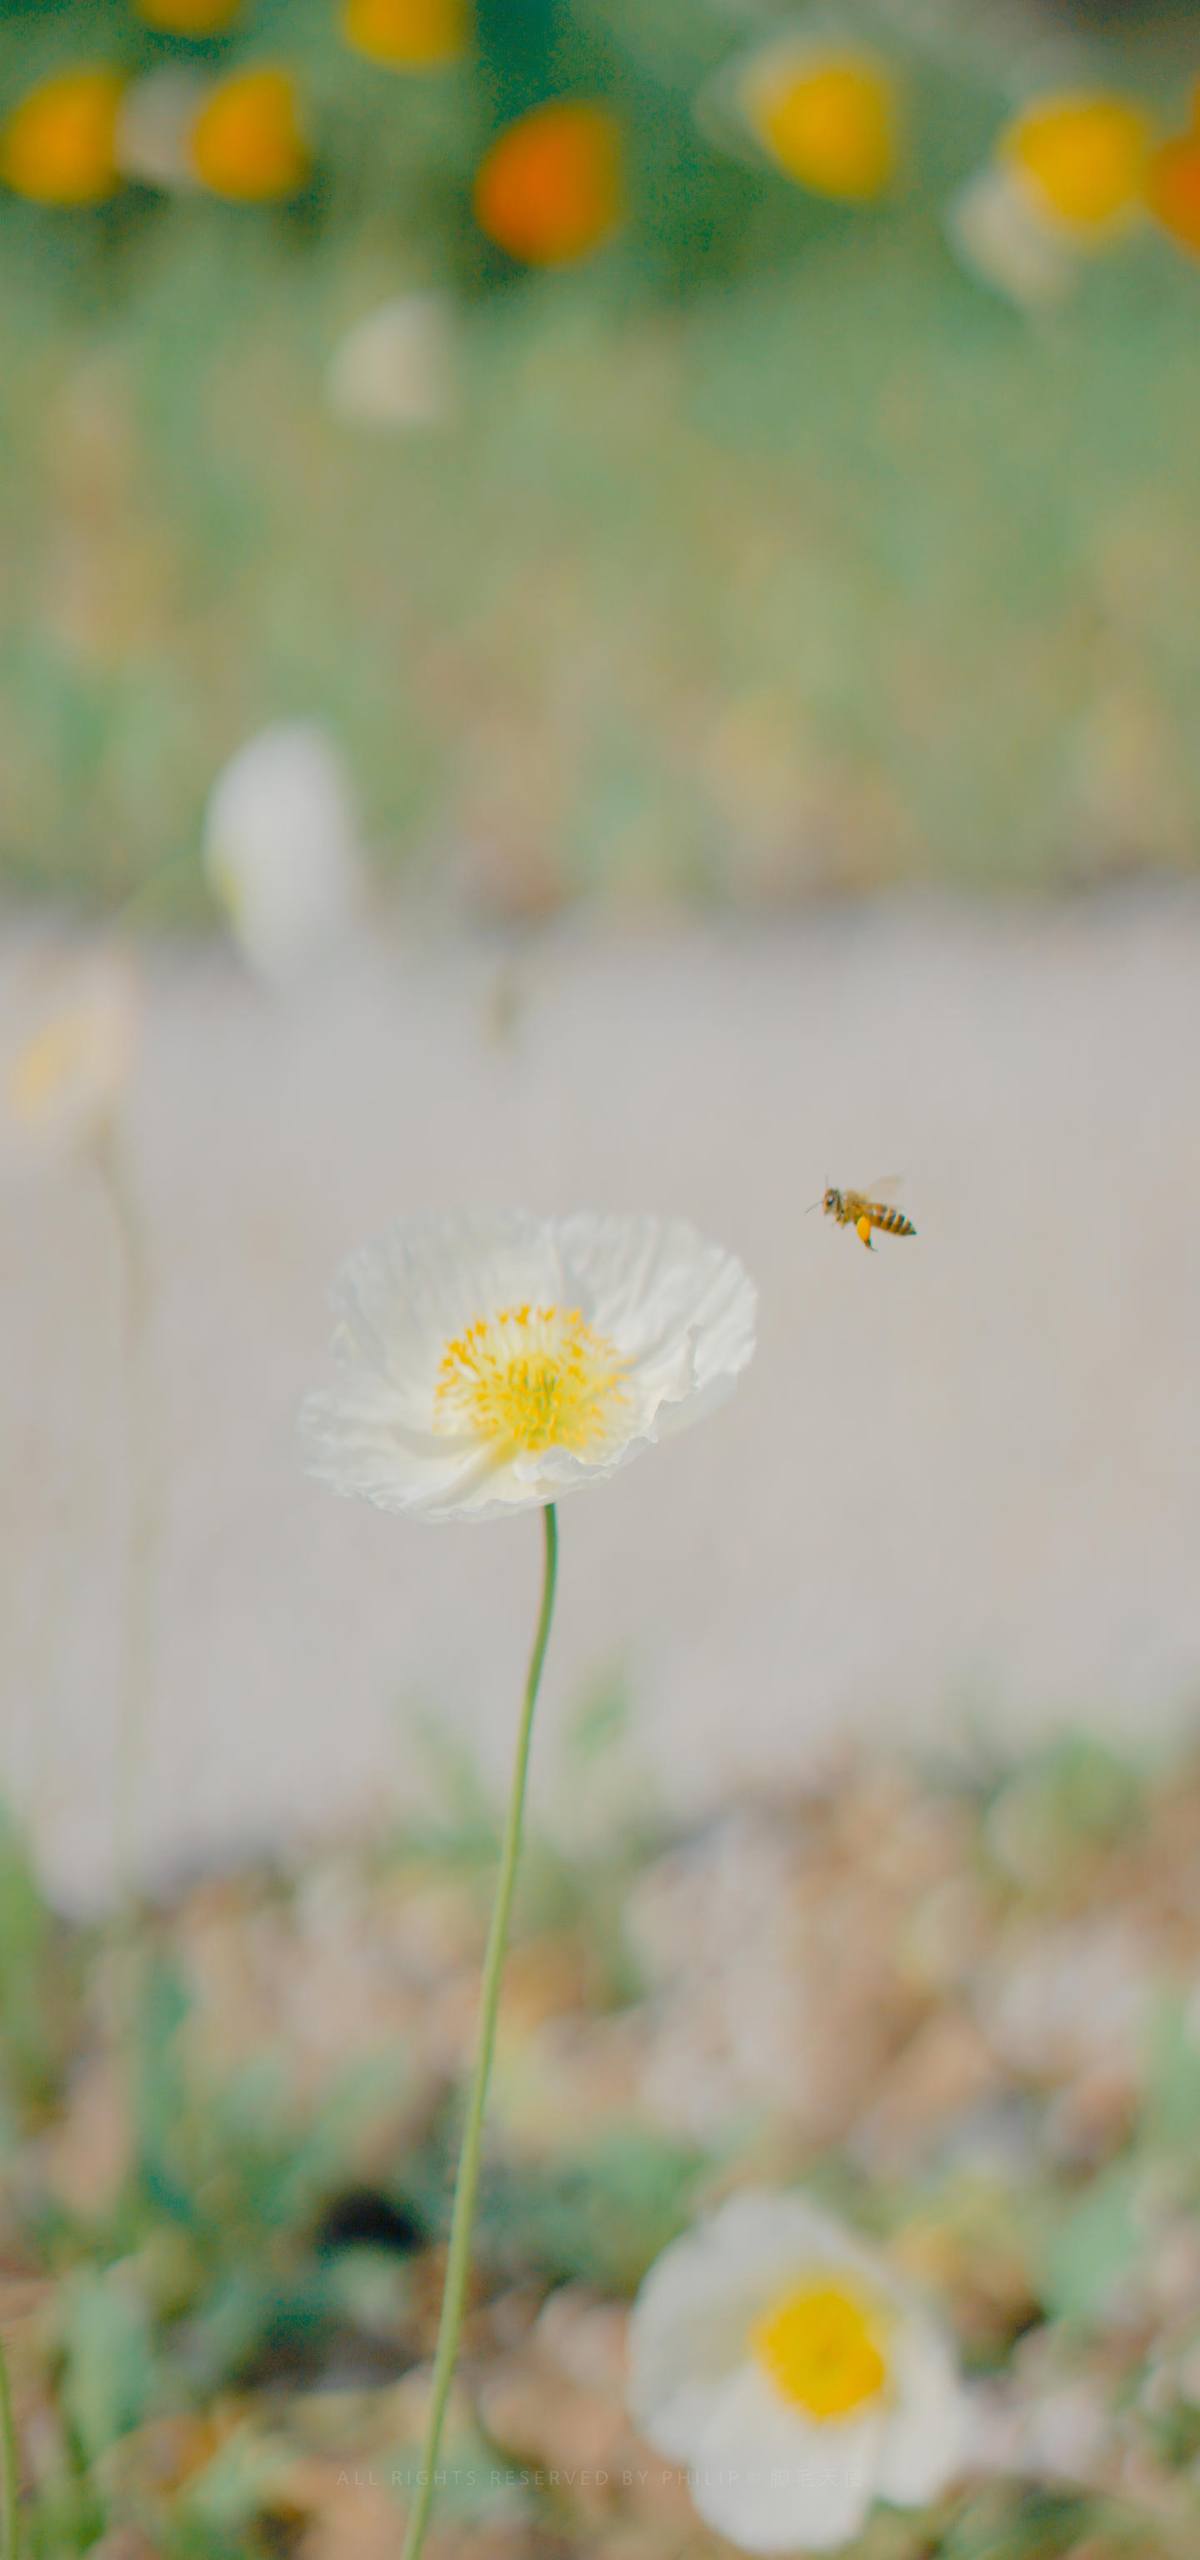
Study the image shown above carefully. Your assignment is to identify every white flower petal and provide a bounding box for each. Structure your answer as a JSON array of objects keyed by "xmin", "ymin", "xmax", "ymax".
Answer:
[
  {"xmin": 629, "ymin": 2223, "xmax": 787, "ymax": 2463},
  {"xmin": 299, "ymin": 1210, "xmax": 755, "ymax": 1523},
  {"xmin": 696, "ymin": 2191, "xmax": 886, "ymax": 2279},
  {"xmin": 945, "ymin": 165, "xmax": 1077, "ymax": 309},
  {"xmin": 116, "ymin": 66, "xmax": 207, "ymax": 190},
  {"xmin": 691, "ymin": 2365, "xmax": 881, "ymax": 2554},
  {"xmin": 204, "ymin": 720, "xmax": 365, "ymax": 982},
  {"xmin": 876, "ymin": 2312, "xmax": 968, "ymax": 2506},
  {"xmin": 327, "ymin": 292, "xmax": 456, "ymax": 431}
]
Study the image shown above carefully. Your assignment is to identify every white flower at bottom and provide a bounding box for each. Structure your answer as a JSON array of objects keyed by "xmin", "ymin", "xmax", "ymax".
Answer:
[
  {"xmin": 299, "ymin": 1209, "xmax": 756, "ymax": 1523},
  {"xmin": 203, "ymin": 720, "xmax": 365, "ymax": 982},
  {"xmin": 628, "ymin": 2191, "xmax": 968, "ymax": 2554}
]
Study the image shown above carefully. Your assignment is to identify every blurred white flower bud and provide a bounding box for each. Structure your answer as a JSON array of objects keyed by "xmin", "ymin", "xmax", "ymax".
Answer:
[
  {"xmin": 327, "ymin": 292, "xmax": 456, "ymax": 431},
  {"xmin": 203, "ymin": 720, "xmax": 367, "ymax": 982}
]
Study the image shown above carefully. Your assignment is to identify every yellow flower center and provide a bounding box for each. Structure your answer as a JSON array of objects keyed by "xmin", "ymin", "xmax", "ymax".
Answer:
[
  {"xmin": 1003, "ymin": 94, "xmax": 1152, "ymax": 233},
  {"xmin": 189, "ymin": 65, "xmax": 308, "ymax": 201},
  {"xmin": 434, "ymin": 1304, "xmax": 626, "ymax": 1454},
  {"xmin": 751, "ymin": 2281, "xmax": 889, "ymax": 2421},
  {"xmin": 134, "ymin": 0, "xmax": 244, "ymax": 32},
  {"xmin": 745, "ymin": 50, "xmax": 899, "ymax": 203},
  {"xmin": 342, "ymin": 0, "xmax": 469, "ymax": 71},
  {"xmin": 0, "ymin": 67, "xmax": 124, "ymax": 208}
]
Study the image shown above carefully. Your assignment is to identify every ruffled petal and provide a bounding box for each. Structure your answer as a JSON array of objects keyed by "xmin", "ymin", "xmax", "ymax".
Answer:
[
  {"xmin": 876, "ymin": 2312, "xmax": 968, "ymax": 2506},
  {"xmin": 690, "ymin": 2364, "xmax": 882, "ymax": 2553},
  {"xmin": 301, "ymin": 1210, "xmax": 755, "ymax": 1522}
]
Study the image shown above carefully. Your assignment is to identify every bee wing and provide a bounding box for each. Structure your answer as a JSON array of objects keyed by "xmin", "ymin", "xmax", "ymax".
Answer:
[{"xmin": 864, "ymin": 1174, "xmax": 905, "ymax": 1201}]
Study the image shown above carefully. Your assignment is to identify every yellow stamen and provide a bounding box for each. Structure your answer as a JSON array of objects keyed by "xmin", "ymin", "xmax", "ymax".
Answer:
[
  {"xmin": 434, "ymin": 1304, "xmax": 626, "ymax": 1454},
  {"xmin": 752, "ymin": 2280, "xmax": 889, "ymax": 2421}
]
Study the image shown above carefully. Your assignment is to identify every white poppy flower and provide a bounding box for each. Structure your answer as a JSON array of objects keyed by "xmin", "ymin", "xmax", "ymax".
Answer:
[
  {"xmin": 327, "ymin": 292, "xmax": 456, "ymax": 431},
  {"xmin": 299, "ymin": 1209, "xmax": 756, "ymax": 1523},
  {"xmin": 203, "ymin": 720, "xmax": 365, "ymax": 983},
  {"xmin": 4, "ymin": 947, "xmax": 138, "ymax": 1166},
  {"xmin": 628, "ymin": 2190, "xmax": 968, "ymax": 2554}
]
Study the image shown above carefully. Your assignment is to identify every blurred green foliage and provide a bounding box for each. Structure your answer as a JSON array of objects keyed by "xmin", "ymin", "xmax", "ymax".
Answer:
[{"xmin": 1, "ymin": 0, "xmax": 1199, "ymax": 913}]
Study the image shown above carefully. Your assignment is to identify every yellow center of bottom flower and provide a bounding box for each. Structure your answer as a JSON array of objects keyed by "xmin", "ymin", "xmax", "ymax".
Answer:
[
  {"xmin": 752, "ymin": 2282, "xmax": 888, "ymax": 2420},
  {"xmin": 434, "ymin": 1304, "xmax": 626, "ymax": 1453}
]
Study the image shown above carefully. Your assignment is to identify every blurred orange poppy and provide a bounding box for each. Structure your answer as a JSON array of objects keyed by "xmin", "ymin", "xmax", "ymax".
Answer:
[
  {"xmin": 342, "ymin": 0, "xmax": 468, "ymax": 70},
  {"xmin": 1001, "ymin": 92, "xmax": 1152, "ymax": 235},
  {"xmin": 473, "ymin": 99, "xmax": 623, "ymax": 266},
  {"xmin": 739, "ymin": 44, "xmax": 899, "ymax": 202},
  {"xmin": 1145, "ymin": 129, "xmax": 1200, "ymax": 256},
  {"xmin": 0, "ymin": 65, "xmax": 124, "ymax": 205},
  {"xmin": 189, "ymin": 64, "xmax": 308, "ymax": 200},
  {"xmin": 133, "ymin": 0, "xmax": 244, "ymax": 32}
]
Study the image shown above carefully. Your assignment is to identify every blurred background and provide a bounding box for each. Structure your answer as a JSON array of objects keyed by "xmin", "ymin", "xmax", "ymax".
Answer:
[
  {"xmin": 5, "ymin": 0, "xmax": 1200, "ymax": 1900},
  {"xmin": 5, "ymin": 5, "xmax": 1200, "ymax": 2552}
]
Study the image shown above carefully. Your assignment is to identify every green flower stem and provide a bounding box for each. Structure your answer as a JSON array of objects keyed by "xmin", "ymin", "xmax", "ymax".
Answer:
[
  {"xmin": 93, "ymin": 1119, "xmax": 158, "ymax": 1903},
  {"xmin": 401, "ymin": 1501, "xmax": 559, "ymax": 2560},
  {"xmin": 0, "ymin": 2322, "xmax": 18, "ymax": 2560}
]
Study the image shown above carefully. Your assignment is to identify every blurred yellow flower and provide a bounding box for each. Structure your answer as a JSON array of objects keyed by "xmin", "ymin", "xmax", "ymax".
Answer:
[
  {"xmin": 739, "ymin": 43, "xmax": 899, "ymax": 202},
  {"xmin": 133, "ymin": 0, "xmax": 244, "ymax": 32},
  {"xmin": 1146, "ymin": 129, "xmax": 1200, "ymax": 257},
  {"xmin": 1001, "ymin": 92, "xmax": 1152, "ymax": 237},
  {"xmin": 342, "ymin": 0, "xmax": 468, "ymax": 71},
  {"xmin": 5, "ymin": 950, "xmax": 138, "ymax": 1165},
  {"xmin": 0, "ymin": 66, "xmax": 124, "ymax": 206},
  {"xmin": 473, "ymin": 100, "xmax": 623, "ymax": 267},
  {"xmin": 189, "ymin": 63, "xmax": 308, "ymax": 200}
]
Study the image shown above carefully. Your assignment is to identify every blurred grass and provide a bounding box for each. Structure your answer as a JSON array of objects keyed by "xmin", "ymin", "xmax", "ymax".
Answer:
[{"xmin": 1, "ymin": 0, "xmax": 1199, "ymax": 915}]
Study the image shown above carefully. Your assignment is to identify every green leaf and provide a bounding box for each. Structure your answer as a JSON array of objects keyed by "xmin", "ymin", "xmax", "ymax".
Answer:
[
  {"xmin": 59, "ymin": 2264, "xmax": 154, "ymax": 2464},
  {"xmin": 0, "ymin": 1800, "xmax": 66, "ymax": 2111},
  {"xmin": 1037, "ymin": 2161, "xmax": 1144, "ymax": 2326},
  {"xmin": 562, "ymin": 1667, "xmax": 633, "ymax": 1769},
  {"xmin": 132, "ymin": 1949, "xmax": 197, "ymax": 2223},
  {"xmin": 1142, "ymin": 1993, "xmax": 1200, "ymax": 2155}
]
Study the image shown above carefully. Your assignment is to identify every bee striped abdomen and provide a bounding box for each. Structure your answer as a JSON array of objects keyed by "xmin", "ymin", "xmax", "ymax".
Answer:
[{"xmin": 821, "ymin": 1184, "xmax": 917, "ymax": 1245}]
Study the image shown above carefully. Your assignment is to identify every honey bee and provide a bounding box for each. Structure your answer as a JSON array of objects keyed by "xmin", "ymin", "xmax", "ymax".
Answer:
[{"xmin": 820, "ymin": 1184, "xmax": 916, "ymax": 1251}]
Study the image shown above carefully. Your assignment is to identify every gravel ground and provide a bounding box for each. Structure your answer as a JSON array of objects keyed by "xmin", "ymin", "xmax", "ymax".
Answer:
[{"xmin": 5, "ymin": 895, "xmax": 1200, "ymax": 1906}]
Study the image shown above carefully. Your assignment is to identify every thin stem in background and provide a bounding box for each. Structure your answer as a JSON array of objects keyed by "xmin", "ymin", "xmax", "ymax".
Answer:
[
  {"xmin": 400, "ymin": 1502, "xmax": 560, "ymax": 2560},
  {"xmin": 92, "ymin": 1119, "xmax": 159, "ymax": 1905}
]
